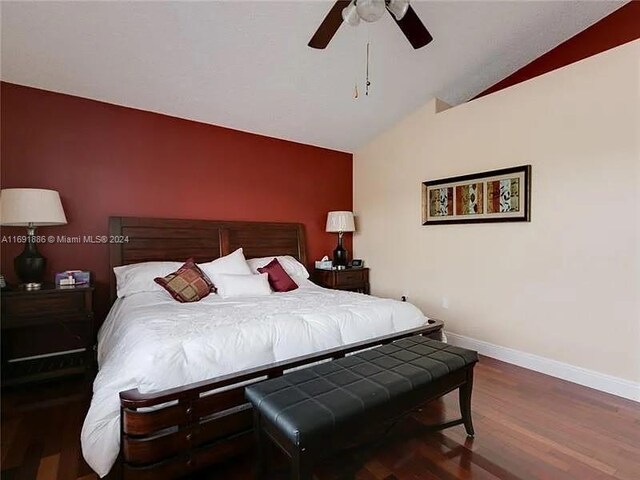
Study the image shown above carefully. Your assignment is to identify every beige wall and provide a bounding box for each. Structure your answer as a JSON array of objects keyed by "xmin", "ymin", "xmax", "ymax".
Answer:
[{"xmin": 354, "ymin": 40, "xmax": 640, "ymax": 383}]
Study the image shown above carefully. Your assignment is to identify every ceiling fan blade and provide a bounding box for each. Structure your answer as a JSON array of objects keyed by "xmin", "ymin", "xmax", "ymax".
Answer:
[
  {"xmin": 308, "ymin": 0, "xmax": 351, "ymax": 49},
  {"xmin": 391, "ymin": 5, "xmax": 433, "ymax": 49}
]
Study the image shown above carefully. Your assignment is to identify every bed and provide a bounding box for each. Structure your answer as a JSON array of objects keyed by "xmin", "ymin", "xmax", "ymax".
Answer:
[{"xmin": 82, "ymin": 217, "xmax": 443, "ymax": 479}]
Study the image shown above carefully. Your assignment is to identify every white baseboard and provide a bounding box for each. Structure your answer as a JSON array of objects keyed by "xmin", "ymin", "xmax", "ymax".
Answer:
[{"xmin": 446, "ymin": 332, "xmax": 640, "ymax": 403}]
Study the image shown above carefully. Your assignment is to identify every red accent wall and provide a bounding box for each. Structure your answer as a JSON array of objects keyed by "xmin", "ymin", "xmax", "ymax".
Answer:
[
  {"xmin": 475, "ymin": 1, "xmax": 640, "ymax": 98},
  {"xmin": 0, "ymin": 82, "xmax": 352, "ymax": 321}
]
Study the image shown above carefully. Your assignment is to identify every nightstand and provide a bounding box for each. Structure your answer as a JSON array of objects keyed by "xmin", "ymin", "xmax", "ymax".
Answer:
[
  {"xmin": 1, "ymin": 285, "xmax": 95, "ymax": 386},
  {"xmin": 312, "ymin": 268, "xmax": 370, "ymax": 294}
]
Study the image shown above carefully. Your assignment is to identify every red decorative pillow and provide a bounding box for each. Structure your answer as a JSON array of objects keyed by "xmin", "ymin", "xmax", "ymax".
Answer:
[
  {"xmin": 154, "ymin": 258, "xmax": 214, "ymax": 302},
  {"xmin": 257, "ymin": 258, "xmax": 298, "ymax": 292}
]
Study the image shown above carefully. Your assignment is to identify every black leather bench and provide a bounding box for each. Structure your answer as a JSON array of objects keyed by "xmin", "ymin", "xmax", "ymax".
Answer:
[{"xmin": 245, "ymin": 335, "xmax": 479, "ymax": 480}]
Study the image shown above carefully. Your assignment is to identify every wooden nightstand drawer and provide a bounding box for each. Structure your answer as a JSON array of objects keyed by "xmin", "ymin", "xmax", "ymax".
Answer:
[
  {"xmin": 335, "ymin": 269, "xmax": 366, "ymax": 287},
  {"xmin": 2, "ymin": 290, "xmax": 86, "ymax": 317},
  {"xmin": 312, "ymin": 268, "xmax": 370, "ymax": 294},
  {"xmin": 3, "ymin": 315, "xmax": 93, "ymax": 360}
]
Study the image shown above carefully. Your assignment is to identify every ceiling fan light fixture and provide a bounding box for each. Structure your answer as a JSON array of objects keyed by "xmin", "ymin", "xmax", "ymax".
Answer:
[
  {"xmin": 386, "ymin": 0, "xmax": 409, "ymax": 21},
  {"xmin": 342, "ymin": 1, "xmax": 360, "ymax": 26},
  {"xmin": 308, "ymin": 0, "xmax": 432, "ymax": 50},
  {"xmin": 356, "ymin": 0, "xmax": 386, "ymax": 23}
]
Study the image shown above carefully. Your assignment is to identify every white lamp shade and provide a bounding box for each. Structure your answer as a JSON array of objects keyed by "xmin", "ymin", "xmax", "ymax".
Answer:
[
  {"xmin": 326, "ymin": 211, "xmax": 355, "ymax": 233},
  {"xmin": 0, "ymin": 188, "xmax": 67, "ymax": 226},
  {"xmin": 386, "ymin": 0, "xmax": 409, "ymax": 20},
  {"xmin": 342, "ymin": 1, "xmax": 360, "ymax": 26},
  {"xmin": 356, "ymin": 0, "xmax": 386, "ymax": 22}
]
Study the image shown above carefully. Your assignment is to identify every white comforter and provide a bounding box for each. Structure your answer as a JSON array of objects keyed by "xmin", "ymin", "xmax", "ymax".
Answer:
[{"xmin": 81, "ymin": 281, "xmax": 428, "ymax": 477}]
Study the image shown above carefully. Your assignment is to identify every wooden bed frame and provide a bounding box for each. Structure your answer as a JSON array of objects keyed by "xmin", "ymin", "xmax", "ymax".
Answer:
[
  {"xmin": 108, "ymin": 216, "xmax": 308, "ymax": 303},
  {"xmin": 107, "ymin": 216, "xmax": 444, "ymax": 479}
]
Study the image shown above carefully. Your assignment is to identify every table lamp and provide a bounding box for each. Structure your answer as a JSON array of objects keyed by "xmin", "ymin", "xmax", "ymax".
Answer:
[
  {"xmin": 0, "ymin": 188, "xmax": 67, "ymax": 287},
  {"xmin": 326, "ymin": 211, "xmax": 355, "ymax": 268}
]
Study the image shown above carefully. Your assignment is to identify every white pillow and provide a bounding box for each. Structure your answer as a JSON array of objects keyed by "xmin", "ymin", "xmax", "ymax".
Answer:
[
  {"xmin": 114, "ymin": 261, "xmax": 183, "ymax": 298},
  {"xmin": 199, "ymin": 248, "xmax": 252, "ymax": 279},
  {"xmin": 246, "ymin": 255, "xmax": 309, "ymax": 279},
  {"xmin": 209, "ymin": 273, "xmax": 271, "ymax": 299}
]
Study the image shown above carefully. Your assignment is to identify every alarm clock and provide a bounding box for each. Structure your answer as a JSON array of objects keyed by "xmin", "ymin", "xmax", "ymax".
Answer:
[{"xmin": 350, "ymin": 259, "xmax": 364, "ymax": 268}]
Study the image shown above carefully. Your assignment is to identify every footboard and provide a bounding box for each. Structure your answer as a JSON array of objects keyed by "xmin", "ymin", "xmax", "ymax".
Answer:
[{"xmin": 117, "ymin": 320, "xmax": 444, "ymax": 479}]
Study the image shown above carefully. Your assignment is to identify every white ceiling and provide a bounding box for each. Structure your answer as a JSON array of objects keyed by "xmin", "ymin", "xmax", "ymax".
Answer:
[{"xmin": 1, "ymin": 1, "xmax": 626, "ymax": 153}]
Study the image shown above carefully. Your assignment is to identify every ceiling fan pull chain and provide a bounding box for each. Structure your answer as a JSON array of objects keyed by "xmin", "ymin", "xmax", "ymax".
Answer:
[
  {"xmin": 365, "ymin": 41, "xmax": 371, "ymax": 96},
  {"xmin": 353, "ymin": 26, "xmax": 360, "ymax": 99}
]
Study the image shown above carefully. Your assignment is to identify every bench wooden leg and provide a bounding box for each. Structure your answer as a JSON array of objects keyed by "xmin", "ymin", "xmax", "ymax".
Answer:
[
  {"xmin": 292, "ymin": 448, "xmax": 312, "ymax": 480},
  {"xmin": 459, "ymin": 368, "xmax": 475, "ymax": 437},
  {"xmin": 254, "ymin": 410, "xmax": 267, "ymax": 479}
]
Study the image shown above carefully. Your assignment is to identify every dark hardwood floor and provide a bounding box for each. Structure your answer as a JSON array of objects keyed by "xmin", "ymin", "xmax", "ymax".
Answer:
[{"xmin": 2, "ymin": 356, "xmax": 639, "ymax": 480}]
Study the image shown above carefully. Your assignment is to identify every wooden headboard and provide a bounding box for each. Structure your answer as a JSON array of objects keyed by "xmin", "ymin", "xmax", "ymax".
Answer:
[{"xmin": 109, "ymin": 216, "xmax": 307, "ymax": 302}]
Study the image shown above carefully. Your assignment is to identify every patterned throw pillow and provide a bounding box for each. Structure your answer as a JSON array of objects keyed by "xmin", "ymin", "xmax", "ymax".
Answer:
[{"xmin": 154, "ymin": 259, "xmax": 214, "ymax": 302}]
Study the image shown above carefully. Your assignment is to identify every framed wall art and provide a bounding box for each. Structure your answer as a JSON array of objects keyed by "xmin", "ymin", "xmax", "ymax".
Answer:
[{"xmin": 422, "ymin": 165, "xmax": 531, "ymax": 225}]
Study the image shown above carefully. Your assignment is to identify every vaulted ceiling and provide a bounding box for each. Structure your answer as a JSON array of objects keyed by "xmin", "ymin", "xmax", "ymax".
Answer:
[{"xmin": 1, "ymin": 1, "xmax": 625, "ymax": 152}]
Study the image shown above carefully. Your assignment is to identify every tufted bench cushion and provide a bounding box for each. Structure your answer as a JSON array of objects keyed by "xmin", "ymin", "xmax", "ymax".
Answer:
[{"xmin": 245, "ymin": 336, "xmax": 478, "ymax": 455}]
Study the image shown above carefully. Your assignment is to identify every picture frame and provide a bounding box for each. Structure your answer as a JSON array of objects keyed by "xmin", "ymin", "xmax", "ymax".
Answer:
[{"xmin": 422, "ymin": 165, "xmax": 531, "ymax": 225}]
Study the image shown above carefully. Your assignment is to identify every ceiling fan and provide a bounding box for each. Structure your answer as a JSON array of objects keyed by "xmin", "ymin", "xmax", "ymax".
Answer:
[{"xmin": 309, "ymin": 0, "xmax": 433, "ymax": 50}]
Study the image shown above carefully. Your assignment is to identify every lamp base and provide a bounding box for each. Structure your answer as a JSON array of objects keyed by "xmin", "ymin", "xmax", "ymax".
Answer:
[
  {"xmin": 15, "ymin": 226, "xmax": 46, "ymax": 284},
  {"xmin": 333, "ymin": 233, "xmax": 348, "ymax": 268}
]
